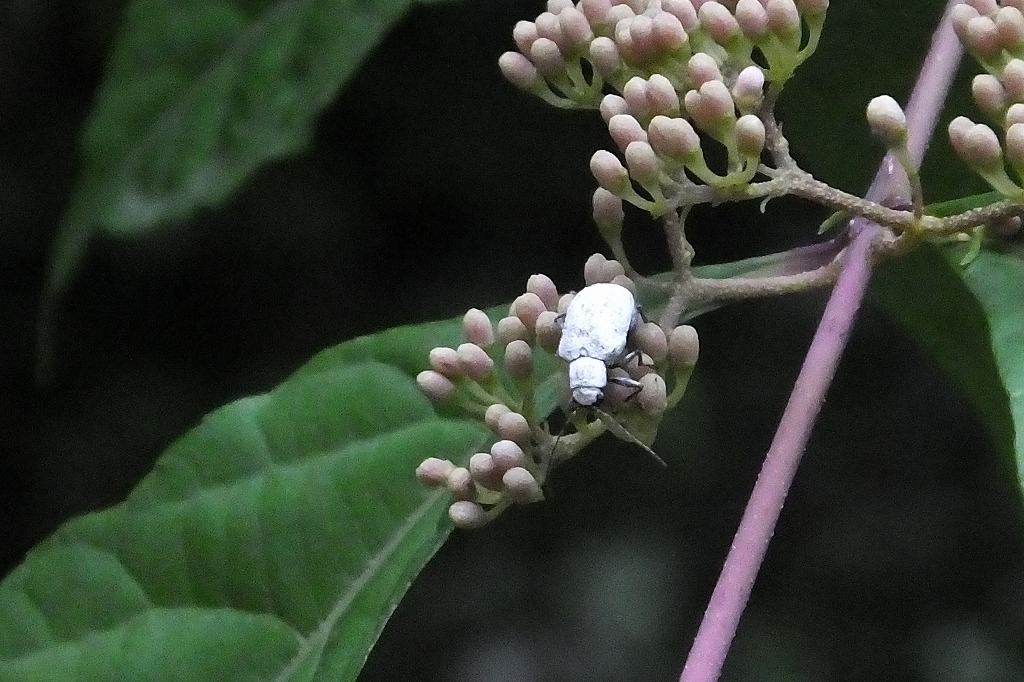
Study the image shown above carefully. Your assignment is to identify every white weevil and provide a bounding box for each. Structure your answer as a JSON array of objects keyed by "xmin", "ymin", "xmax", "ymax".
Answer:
[{"xmin": 557, "ymin": 282, "xmax": 642, "ymax": 406}]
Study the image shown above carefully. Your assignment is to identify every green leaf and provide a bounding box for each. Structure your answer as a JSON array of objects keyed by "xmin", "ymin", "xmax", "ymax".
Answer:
[
  {"xmin": 39, "ymin": 0, "xmax": 459, "ymax": 381},
  {"xmin": 2, "ymin": 314, "xmax": 498, "ymax": 680}
]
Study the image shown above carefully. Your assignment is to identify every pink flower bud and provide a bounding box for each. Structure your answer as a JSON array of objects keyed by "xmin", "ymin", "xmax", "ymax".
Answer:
[
  {"xmin": 416, "ymin": 457, "xmax": 455, "ymax": 487},
  {"xmin": 1005, "ymin": 122, "xmax": 1024, "ymax": 169},
  {"xmin": 463, "ymin": 308, "xmax": 494, "ymax": 348},
  {"xmin": 446, "ymin": 466, "xmax": 476, "ymax": 500},
  {"xmin": 648, "ymin": 115, "xmax": 702, "ymax": 160},
  {"xmin": 530, "ymin": 37, "xmax": 567, "ymax": 78},
  {"xmin": 865, "ymin": 95, "xmax": 908, "ymax": 148},
  {"xmin": 1001, "ymin": 59, "xmax": 1024, "ymax": 101},
  {"xmin": 668, "ymin": 324, "xmax": 700, "ymax": 367},
  {"xmin": 766, "ymin": 0, "xmax": 801, "ymax": 43},
  {"xmin": 512, "ymin": 292, "xmax": 547, "ymax": 330},
  {"xmin": 966, "ymin": 16, "xmax": 1001, "ymax": 57},
  {"xmin": 449, "ymin": 500, "xmax": 488, "ymax": 529},
  {"xmin": 557, "ymin": 292, "xmax": 576, "ymax": 313},
  {"xmin": 513, "ymin": 21, "xmax": 539, "ymax": 55},
  {"xmin": 699, "ymin": 2, "xmax": 742, "ymax": 46},
  {"xmin": 590, "ymin": 149, "xmax": 632, "ymax": 194},
  {"xmin": 622, "ymin": 76, "xmax": 650, "ymax": 117},
  {"xmin": 429, "ymin": 346, "xmax": 462, "ymax": 378},
  {"xmin": 628, "ymin": 14, "xmax": 656, "ymax": 60},
  {"xmin": 1006, "ymin": 103, "xmax": 1024, "ymax": 127},
  {"xmin": 735, "ymin": 114, "xmax": 766, "ymax": 157},
  {"xmin": 736, "ymin": 0, "xmax": 769, "ymax": 38},
  {"xmin": 484, "ymin": 403, "xmax": 512, "ymax": 432},
  {"xmin": 590, "ymin": 36, "xmax": 624, "ymax": 78},
  {"xmin": 600, "ymin": 93, "xmax": 630, "ymax": 123},
  {"xmin": 497, "ymin": 410, "xmax": 532, "ymax": 444},
  {"xmin": 952, "ymin": 4, "xmax": 981, "ymax": 44},
  {"xmin": 490, "ymin": 439, "xmax": 528, "ymax": 472},
  {"xmin": 636, "ymin": 373, "xmax": 669, "ymax": 413},
  {"xmin": 646, "ymin": 74, "xmax": 681, "ymax": 116},
  {"xmin": 795, "ymin": 0, "xmax": 829, "ymax": 16},
  {"xmin": 469, "ymin": 452, "xmax": 502, "ymax": 490},
  {"xmin": 684, "ymin": 80, "xmax": 736, "ymax": 135},
  {"xmin": 625, "ymin": 140, "xmax": 662, "ymax": 184},
  {"xmin": 581, "ymin": 0, "xmax": 614, "ymax": 25},
  {"xmin": 527, "ymin": 273, "xmax": 560, "ymax": 311},
  {"xmin": 559, "ymin": 6, "xmax": 595, "ymax": 48},
  {"xmin": 967, "ymin": 0, "xmax": 998, "ymax": 16},
  {"xmin": 651, "ymin": 10, "xmax": 689, "ymax": 52},
  {"xmin": 687, "ymin": 52, "xmax": 723, "ymax": 87},
  {"xmin": 610, "ymin": 274, "xmax": 637, "ymax": 296},
  {"xmin": 997, "ymin": 6, "xmax": 1024, "ymax": 51},
  {"xmin": 599, "ymin": 258, "xmax": 627, "ymax": 283},
  {"xmin": 502, "ymin": 467, "xmax": 544, "ymax": 504},
  {"xmin": 972, "ymin": 74, "xmax": 1007, "ymax": 118},
  {"xmin": 584, "ymin": 252, "xmax": 611, "ymax": 285},
  {"xmin": 499, "ymin": 52, "xmax": 540, "ymax": 92},
  {"xmin": 663, "ymin": 0, "xmax": 700, "ymax": 30},
  {"xmin": 593, "ymin": 187, "xmax": 626, "ymax": 237},
  {"xmin": 505, "ymin": 339, "xmax": 535, "ymax": 380},
  {"xmin": 497, "ymin": 315, "xmax": 530, "ymax": 345},
  {"xmin": 535, "ymin": 12, "xmax": 566, "ymax": 48},
  {"xmin": 634, "ymin": 321, "xmax": 669, "ymax": 362},
  {"xmin": 732, "ymin": 65, "xmax": 765, "ymax": 114},
  {"xmin": 535, "ymin": 310, "xmax": 563, "ymax": 352},
  {"xmin": 949, "ymin": 118, "xmax": 1003, "ymax": 170},
  {"xmin": 457, "ymin": 342, "xmax": 494, "ymax": 380},
  {"xmin": 608, "ymin": 113, "xmax": 648, "ymax": 151}
]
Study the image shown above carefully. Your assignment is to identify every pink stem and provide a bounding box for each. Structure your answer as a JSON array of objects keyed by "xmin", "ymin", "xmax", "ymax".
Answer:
[{"xmin": 679, "ymin": 3, "xmax": 964, "ymax": 680}]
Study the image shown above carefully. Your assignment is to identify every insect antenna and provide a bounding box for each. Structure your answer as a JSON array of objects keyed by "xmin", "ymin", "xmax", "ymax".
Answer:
[{"xmin": 593, "ymin": 407, "xmax": 667, "ymax": 467}]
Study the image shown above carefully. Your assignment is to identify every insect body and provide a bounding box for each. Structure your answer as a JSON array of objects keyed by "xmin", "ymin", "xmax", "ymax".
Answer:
[{"xmin": 557, "ymin": 282, "xmax": 642, "ymax": 406}]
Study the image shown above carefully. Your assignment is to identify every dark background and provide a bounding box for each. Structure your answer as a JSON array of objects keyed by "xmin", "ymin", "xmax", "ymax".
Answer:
[{"xmin": 1, "ymin": 1, "xmax": 1022, "ymax": 680}]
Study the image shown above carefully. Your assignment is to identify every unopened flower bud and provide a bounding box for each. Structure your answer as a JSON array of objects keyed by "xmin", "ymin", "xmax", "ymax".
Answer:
[
  {"xmin": 497, "ymin": 410, "xmax": 532, "ymax": 444},
  {"xmin": 469, "ymin": 451, "xmax": 502, "ymax": 489},
  {"xmin": 446, "ymin": 466, "xmax": 476, "ymax": 500},
  {"xmin": 634, "ymin": 322, "xmax": 669, "ymax": 362},
  {"xmin": 463, "ymin": 308, "xmax": 495, "ymax": 348},
  {"xmin": 593, "ymin": 187, "xmax": 626, "ymax": 241},
  {"xmin": 599, "ymin": 258, "xmax": 626, "ymax": 282},
  {"xmin": 584, "ymin": 252, "xmax": 610, "ymax": 285},
  {"xmin": 610, "ymin": 274, "xmax": 637, "ymax": 297},
  {"xmin": 735, "ymin": 114, "xmax": 766, "ymax": 158},
  {"xmin": 590, "ymin": 37, "xmax": 624, "ymax": 78},
  {"xmin": 865, "ymin": 95, "xmax": 908, "ymax": 148},
  {"xmin": 485, "ymin": 403, "xmax": 512, "ymax": 432},
  {"xmin": 966, "ymin": 16, "xmax": 1001, "ymax": 57},
  {"xmin": 535, "ymin": 310, "xmax": 563, "ymax": 351},
  {"xmin": 622, "ymin": 77, "xmax": 650, "ymax": 117},
  {"xmin": 732, "ymin": 66, "xmax": 765, "ymax": 115},
  {"xmin": 530, "ymin": 37, "xmax": 567, "ymax": 78},
  {"xmin": 1005, "ymin": 123, "xmax": 1024, "ymax": 169},
  {"xmin": 527, "ymin": 273, "xmax": 560, "ymax": 311},
  {"xmin": 668, "ymin": 324, "xmax": 700, "ymax": 367},
  {"xmin": 457, "ymin": 342, "xmax": 494, "ymax": 381},
  {"xmin": 557, "ymin": 292, "xmax": 576, "ymax": 313},
  {"xmin": 497, "ymin": 316, "xmax": 530, "ymax": 345},
  {"xmin": 581, "ymin": 0, "xmax": 614, "ymax": 25},
  {"xmin": 687, "ymin": 52, "xmax": 723, "ymax": 87},
  {"xmin": 766, "ymin": 0, "xmax": 801, "ymax": 44},
  {"xmin": 628, "ymin": 14, "xmax": 656, "ymax": 62},
  {"xmin": 952, "ymin": 4, "xmax": 981, "ymax": 44},
  {"xmin": 625, "ymin": 140, "xmax": 662, "ymax": 185},
  {"xmin": 512, "ymin": 292, "xmax": 547, "ymax": 330},
  {"xmin": 1007, "ymin": 102, "xmax": 1024, "ymax": 127},
  {"xmin": 499, "ymin": 52, "xmax": 540, "ymax": 91},
  {"xmin": 429, "ymin": 346, "xmax": 462, "ymax": 378},
  {"xmin": 949, "ymin": 117, "xmax": 1003, "ymax": 170},
  {"xmin": 512, "ymin": 21, "xmax": 539, "ymax": 54},
  {"xmin": 651, "ymin": 10, "xmax": 688, "ymax": 52},
  {"xmin": 505, "ymin": 339, "xmax": 535, "ymax": 380},
  {"xmin": 417, "ymin": 370, "xmax": 456, "ymax": 403},
  {"xmin": 997, "ymin": 6, "xmax": 1024, "ymax": 52},
  {"xmin": 796, "ymin": 0, "xmax": 829, "ymax": 17},
  {"xmin": 502, "ymin": 467, "xmax": 544, "ymax": 504},
  {"xmin": 590, "ymin": 149, "xmax": 632, "ymax": 194},
  {"xmin": 646, "ymin": 74, "xmax": 681, "ymax": 116},
  {"xmin": 490, "ymin": 439, "xmax": 528, "ymax": 472},
  {"xmin": 972, "ymin": 75, "xmax": 1007, "ymax": 118},
  {"xmin": 636, "ymin": 373, "xmax": 668, "ymax": 413},
  {"xmin": 416, "ymin": 457, "xmax": 455, "ymax": 486},
  {"xmin": 648, "ymin": 115, "xmax": 702, "ymax": 161},
  {"xmin": 608, "ymin": 114, "xmax": 648, "ymax": 151},
  {"xmin": 1001, "ymin": 59, "xmax": 1024, "ymax": 101},
  {"xmin": 684, "ymin": 80, "xmax": 736, "ymax": 135},
  {"xmin": 735, "ymin": 0, "xmax": 769, "ymax": 39},
  {"xmin": 600, "ymin": 93, "xmax": 630, "ymax": 123},
  {"xmin": 449, "ymin": 500, "xmax": 488, "ymax": 529},
  {"xmin": 535, "ymin": 12, "xmax": 565, "ymax": 48},
  {"xmin": 560, "ymin": 6, "xmax": 595, "ymax": 47},
  {"xmin": 699, "ymin": 2, "xmax": 743, "ymax": 46}
]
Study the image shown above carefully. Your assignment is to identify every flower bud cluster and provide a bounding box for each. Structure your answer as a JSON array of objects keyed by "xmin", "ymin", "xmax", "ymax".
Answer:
[
  {"xmin": 500, "ymin": 1, "xmax": 828, "ymax": 216},
  {"xmin": 415, "ymin": 262, "xmax": 700, "ymax": 528},
  {"xmin": 952, "ymin": 0, "xmax": 1024, "ymax": 198}
]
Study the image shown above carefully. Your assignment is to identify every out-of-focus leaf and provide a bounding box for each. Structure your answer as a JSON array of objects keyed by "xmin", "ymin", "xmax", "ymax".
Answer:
[{"xmin": 39, "ymin": 0, "xmax": 462, "ymax": 381}]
